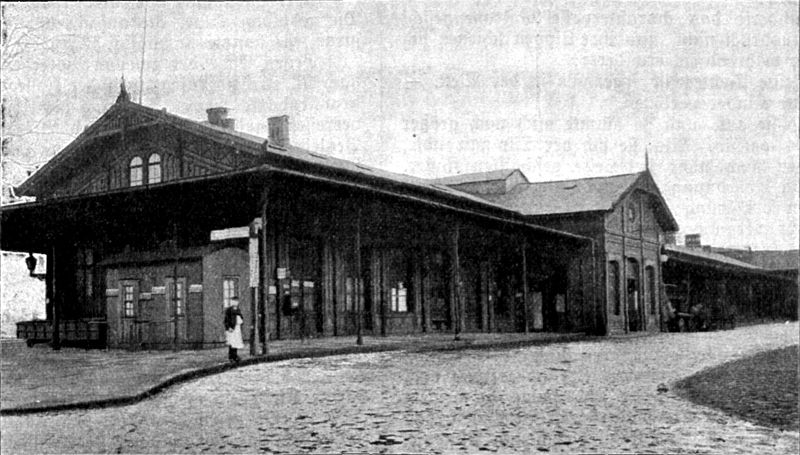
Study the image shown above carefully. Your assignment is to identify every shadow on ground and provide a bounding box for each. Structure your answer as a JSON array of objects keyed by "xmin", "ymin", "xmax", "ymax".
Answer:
[{"xmin": 675, "ymin": 345, "xmax": 799, "ymax": 432}]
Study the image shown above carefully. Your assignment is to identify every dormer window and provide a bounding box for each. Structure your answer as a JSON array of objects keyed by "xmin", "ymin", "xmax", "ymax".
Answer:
[
  {"xmin": 129, "ymin": 157, "xmax": 143, "ymax": 186},
  {"xmin": 148, "ymin": 153, "xmax": 162, "ymax": 184}
]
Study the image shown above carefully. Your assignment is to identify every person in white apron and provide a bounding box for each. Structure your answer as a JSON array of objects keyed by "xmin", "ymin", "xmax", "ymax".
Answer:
[{"xmin": 224, "ymin": 298, "xmax": 244, "ymax": 363}]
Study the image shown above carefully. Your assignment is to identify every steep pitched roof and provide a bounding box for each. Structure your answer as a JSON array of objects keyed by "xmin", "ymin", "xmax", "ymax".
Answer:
[
  {"xmin": 474, "ymin": 171, "xmax": 679, "ymax": 231},
  {"xmin": 13, "ymin": 99, "xmax": 550, "ymax": 227},
  {"xmin": 483, "ymin": 172, "xmax": 642, "ymax": 215},
  {"xmin": 431, "ymin": 168, "xmax": 524, "ymax": 186}
]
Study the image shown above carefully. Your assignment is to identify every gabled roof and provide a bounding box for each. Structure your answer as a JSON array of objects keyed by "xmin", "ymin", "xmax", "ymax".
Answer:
[
  {"xmin": 15, "ymin": 99, "xmax": 504, "ymax": 210},
  {"xmin": 430, "ymin": 168, "xmax": 525, "ymax": 186},
  {"xmin": 480, "ymin": 171, "xmax": 680, "ymax": 231},
  {"xmin": 484, "ymin": 172, "xmax": 640, "ymax": 215},
  {"xmin": 14, "ymin": 98, "xmax": 599, "ymax": 245}
]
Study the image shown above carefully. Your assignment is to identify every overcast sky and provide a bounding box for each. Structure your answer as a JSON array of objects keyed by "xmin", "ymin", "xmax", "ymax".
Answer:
[{"xmin": 3, "ymin": 1, "xmax": 798, "ymax": 250}]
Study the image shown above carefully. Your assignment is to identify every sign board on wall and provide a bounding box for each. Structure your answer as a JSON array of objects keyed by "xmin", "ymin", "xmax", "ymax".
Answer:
[{"xmin": 210, "ymin": 226, "xmax": 250, "ymax": 241}]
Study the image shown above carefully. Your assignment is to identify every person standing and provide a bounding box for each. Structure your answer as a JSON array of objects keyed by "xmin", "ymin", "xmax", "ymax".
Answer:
[{"xmin": 224, "ymin": 298, "xmax": 244, "ymax": 363}]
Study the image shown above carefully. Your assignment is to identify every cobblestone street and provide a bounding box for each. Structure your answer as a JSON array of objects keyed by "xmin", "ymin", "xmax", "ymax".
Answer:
[{"xmin": 2, "ymin": 323, "xmax": 798, "ymax": 454}]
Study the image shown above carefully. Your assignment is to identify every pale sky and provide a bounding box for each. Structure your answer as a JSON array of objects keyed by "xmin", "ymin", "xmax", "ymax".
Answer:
[{"xmin": 2, "ymin": 1, "xmax": 798, "ymax": 249}]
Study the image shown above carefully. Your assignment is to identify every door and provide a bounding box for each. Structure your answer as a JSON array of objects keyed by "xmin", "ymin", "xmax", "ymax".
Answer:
[
  {"xmin": 626, "ymin": 258, "xmax": 641, "ymax": 332},
  {"xmin": 165, "ymin": 277, "xmax": 187, "ymax": 346},
  {"xmin": 119, "ymin": 281, "xmax": 140, "ymax": 348}
]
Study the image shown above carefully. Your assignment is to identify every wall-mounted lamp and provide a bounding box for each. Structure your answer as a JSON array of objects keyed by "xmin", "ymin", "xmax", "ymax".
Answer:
[{"xmin": 25, "ymin": 253, "xmax": 46, "ymax": 280}]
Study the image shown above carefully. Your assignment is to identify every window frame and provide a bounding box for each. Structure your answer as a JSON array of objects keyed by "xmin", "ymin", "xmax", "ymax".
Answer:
[
  {"xmin": 122, "ymin": 284, "xmax": 136, "ymax": 318},
  {"xmin": 147, "ymin": 153, "xmax": 162, "ymax": 184},
  {"xmin": 129, "ymin": 156, "xmax": 143, "ymax": 187},
  {"xmin": 609, "ymin": 260, "xmax": 621, "ymax": 316},
  {"xmin": 646, "ymin": 266, "xmax": 656, "ymax": 315},
  {"xmin": 223, "ymin": 276, "xmax": 239, "ymax": 308}
]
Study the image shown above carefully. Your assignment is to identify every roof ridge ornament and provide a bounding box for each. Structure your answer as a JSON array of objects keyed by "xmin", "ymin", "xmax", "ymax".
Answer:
[{"xmin": 116, "ymin": 76, "xmax": 131, "ymax": 104}]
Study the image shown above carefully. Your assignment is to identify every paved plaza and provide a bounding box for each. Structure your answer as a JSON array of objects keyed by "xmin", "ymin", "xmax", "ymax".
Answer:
[{"xmin": 1, "ymin": 323, "xmax": 797, "ymax": 454}]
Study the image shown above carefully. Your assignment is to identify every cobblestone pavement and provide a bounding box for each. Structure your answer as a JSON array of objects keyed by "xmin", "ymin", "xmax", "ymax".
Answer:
[{"xmin": 2, "ymin": 323, "xmax": 798, "ymax": 454}]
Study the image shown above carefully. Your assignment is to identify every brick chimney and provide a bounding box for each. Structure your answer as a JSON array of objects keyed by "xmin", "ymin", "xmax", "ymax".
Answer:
[
  {"xmin": 268, "ymin": 115, "xmax": 289, "ymax": 147},
  {"xmin": 206, "ymin": 107, "xmax": 235, "ymax": 130},
  {"xmin": 685, "ymin": 234, "xmax": 701, "ymax": 249}
]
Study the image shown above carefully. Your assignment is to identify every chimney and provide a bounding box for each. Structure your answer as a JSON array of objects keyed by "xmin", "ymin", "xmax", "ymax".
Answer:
[
  {"xmin": 268, "ymin": 115, "xmax": 289, "ymax": 147},
  {"xmin": 685, "ymin": 234, "xmax": 701, "ymax": 249},
  {"xmin": 206, "ymin": 107, "xmax": 235, "ymax": 130}
]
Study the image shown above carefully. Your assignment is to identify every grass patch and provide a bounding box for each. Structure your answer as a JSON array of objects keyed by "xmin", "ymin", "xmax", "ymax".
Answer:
[{"xmin": 675, "ymin": 345, "xmax": 799, "ymax": 432}]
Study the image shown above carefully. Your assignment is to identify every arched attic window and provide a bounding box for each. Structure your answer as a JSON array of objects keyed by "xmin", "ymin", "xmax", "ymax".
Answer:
[
  {"xmin": 129, "ymin": 157, "xmax": 143, "ymax": 187},
  {"xmin": 148, "ymin": 153, "xmax": 162, "ymax": 184}
]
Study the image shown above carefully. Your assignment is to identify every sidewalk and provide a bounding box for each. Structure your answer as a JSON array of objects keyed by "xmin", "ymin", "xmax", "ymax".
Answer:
[{"xmin": 0, "ymin": 331, "xmax": 588, "ymax": 415}]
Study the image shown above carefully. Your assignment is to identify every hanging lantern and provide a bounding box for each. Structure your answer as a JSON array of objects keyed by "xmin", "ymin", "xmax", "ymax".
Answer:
[{"xmin": 25, "ymin": 253, "xmax": 37, "ymax": 276}]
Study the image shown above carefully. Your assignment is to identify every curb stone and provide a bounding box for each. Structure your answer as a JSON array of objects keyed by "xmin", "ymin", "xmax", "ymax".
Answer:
[{"xmin": 0, "ymin": 333, "xmax": 589, "ymax": 416}]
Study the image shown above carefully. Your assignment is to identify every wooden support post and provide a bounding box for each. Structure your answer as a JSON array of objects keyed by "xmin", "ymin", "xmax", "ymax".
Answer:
[
  {"xmin": 450, "ymin": 224, "xmax": 462, "ymax": 341},
  {"xmin": 260, "ymin": 191, "xmax": 270, "ymax": 355},
  {"xmin": 621, "ymin": 207, "xmax": 628, "ymax": 334},
  {"xmin": 249, "ymin": 219, "xmax": 261, "ymax": 356},
  {"xmin": 522, "ymin": 238, "xmax": 530, "ymax": 334},
  {"xmin": 172, "ymin": 222, "xmax": 179, "ymax": 352},
  {"xmin": 355, "ymin": 209, "xmax": 363, "ymax": 345},
  {"xmin": 51, "ymin": 245, "xmax": 60, "ymax": 351},
  {"xmin": 639, "ymin": 195, "xmax": 646, "ymax": 331}
]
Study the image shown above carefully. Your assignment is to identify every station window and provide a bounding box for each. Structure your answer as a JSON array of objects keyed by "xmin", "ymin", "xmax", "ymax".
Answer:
[
  {"xmin": 390, "ymin": 282, "xmax": 408, "ymax": 312},
  {"xmin": 123, "ymin": 285, "xmax": 135, "ymax": 317},
  {"xmin": 148, "ymin": 153, "xmax": 162, "ymax": 184},
  {"xmin": 167, "ymin": 279, "xmax": 185, "ymax": 316},
  {"xmin": 223, "ymin": 277, "xmax": 239, "ymax": 308},
  {"xmin": 129, "ymin": 157, "xmax": 143, "ymax": 186},
  {"xmin": 646, "ymin": 266, "xmax": 656, "ymax": 315},
  {"xmin": 609, "ymin": 261, "xmax": 620, "ymax": 315}
]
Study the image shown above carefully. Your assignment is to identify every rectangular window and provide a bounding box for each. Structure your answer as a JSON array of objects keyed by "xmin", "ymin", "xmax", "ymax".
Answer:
[
  {"xmin": 174, "ymin": 282, "xmax": 184, "ymax": 315},
  {"xmin": 223, "ymin": 277, "xmax": 239, "ymax": 308},
  {"xmin": 345, "ymin": 277, "xmax": 354, "ymax": 311},
  {"xmin": 390, "ymin": 283, "xmax": 408, "ymax": 312},
  {"xmin": 646, "ymin": 266, "xmax": 656, "ymax": 315},
  {"xmin": 123, "ymin": 285, "xmax": 135, "ymax": 317},
  {"xmin": 609, "ymin": 261, "xmax": 621, "ymax": 315},
  {"xmin": 166, "ymin": 277, "xmax": 186, "ymax": 316}
]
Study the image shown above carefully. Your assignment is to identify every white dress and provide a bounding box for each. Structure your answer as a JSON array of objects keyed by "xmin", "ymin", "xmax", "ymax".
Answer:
[{"xmin": 226, "ymin": 314, "xmax": 244, "ymax": 349}]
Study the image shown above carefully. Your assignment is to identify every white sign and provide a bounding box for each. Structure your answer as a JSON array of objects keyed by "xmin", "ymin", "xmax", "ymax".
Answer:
[
  {"xmin": 140, "ymin": 292, "xmax": 153, "ymax": 300},
  {"xmin": 189, "ymin": 284, "xmax": 203, "ymax": 294},
  {"xmin": 151, "ymin": 286, "xmax": 166, "ymax": 295},
  {"xmin": 210, "ymin": 226, "xmax": 250, "ymax": 241},
  {"xmin": 276, "ymin": 268, "xmax": 287, "ymax": 280},
  {"xmin": 105, "ymin": 288, "xmax": 119, "ymax": 297}
]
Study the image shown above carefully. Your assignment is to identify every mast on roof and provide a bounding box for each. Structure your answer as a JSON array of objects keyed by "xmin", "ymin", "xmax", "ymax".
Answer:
[
  {"xmin": 138, "ymin": 3, "xmax": 148, "ymax": 104},
  {"xmin": 116, "ymin": 76, "xmax": 130, "ymax": 103}
]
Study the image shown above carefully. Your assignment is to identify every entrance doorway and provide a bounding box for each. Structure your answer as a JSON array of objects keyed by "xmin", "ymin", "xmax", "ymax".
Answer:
[{"xmin": 626, "ymin": 258, "xmax": 642, "ymax": 331}]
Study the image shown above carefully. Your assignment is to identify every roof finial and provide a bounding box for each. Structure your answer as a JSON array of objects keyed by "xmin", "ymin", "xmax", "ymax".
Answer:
[
  {"xmin": 645, "ymin": 144, "xmax": 650, "ymax": 171},
  {"xmin": 116, "ymin": 75, "xmax": 130, "ymax": 103}
]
